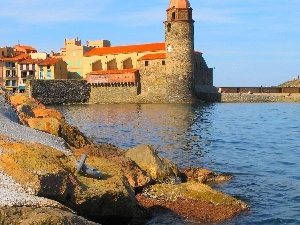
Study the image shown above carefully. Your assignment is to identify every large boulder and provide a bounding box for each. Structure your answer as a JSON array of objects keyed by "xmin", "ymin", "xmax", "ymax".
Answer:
[
  {"xmin": 0, "ymin": 135, "xmax": 148, "ymax": 222},
  {"xmin": 27, "ymin": 117, "xmax": 61, "ymax": 136},
  {"xmin": 74, "ymin": 144, "xmax": 153, "ymax": 190},
  {"xmin": 180, "ymin": 167, "xmax": 233, "ymax": 183},
  {"xmin": 136, "ymin": 181, "xmax": 249, "ymax": 222},
  {"xmin": 125, "ymin": 145, "xmax": 181, "ymax": 183}
]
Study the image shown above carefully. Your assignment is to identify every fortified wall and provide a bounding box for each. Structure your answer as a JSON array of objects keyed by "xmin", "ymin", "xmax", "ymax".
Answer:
[
  {"xmin": 27, "ymin": 79, "xmax": 219, "ymax": 105},
  {"xmin": 28, "ymin": 80, "xmax": 90, "ymax": 105}
]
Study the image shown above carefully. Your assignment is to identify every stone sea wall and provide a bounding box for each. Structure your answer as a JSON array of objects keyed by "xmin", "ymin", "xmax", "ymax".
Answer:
[
  {"xmin": 221, "ymin": 93, "xmax": 279, "ymax": 103},
  {"xmin": 89, "ymin": 85, "xmax": 140, "ymax": 104},
  {"xmin": 28, "ymin": 79, "xmax": 90, "ymax": 105}
]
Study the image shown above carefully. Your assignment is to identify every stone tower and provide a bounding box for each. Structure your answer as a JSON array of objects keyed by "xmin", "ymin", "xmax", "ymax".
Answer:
[{"xmin": 165, "ymin": 0, "xmax": 195, "ymax": 102}]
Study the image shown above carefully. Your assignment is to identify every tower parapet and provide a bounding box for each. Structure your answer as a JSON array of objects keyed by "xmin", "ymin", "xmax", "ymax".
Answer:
[{"xmin": 164, "ymin": 0, "xmax": 195, "ymax": 102}]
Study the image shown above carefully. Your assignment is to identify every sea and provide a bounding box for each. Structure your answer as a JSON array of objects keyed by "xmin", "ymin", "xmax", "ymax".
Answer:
[{"xmin": 53, "ymin": 102, "xmax": 300, "ymax": 225}]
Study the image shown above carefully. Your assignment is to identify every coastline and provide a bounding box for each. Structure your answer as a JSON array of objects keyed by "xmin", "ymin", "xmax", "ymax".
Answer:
[{"xmin": 0, "ymin": 90, "xmax": 249, "ymax": 224}]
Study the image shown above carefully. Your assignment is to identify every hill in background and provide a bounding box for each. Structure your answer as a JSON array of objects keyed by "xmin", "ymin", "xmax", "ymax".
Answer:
[{"xmin": 279, "ymin": 79, "xmax": 300, "ymax": 87}]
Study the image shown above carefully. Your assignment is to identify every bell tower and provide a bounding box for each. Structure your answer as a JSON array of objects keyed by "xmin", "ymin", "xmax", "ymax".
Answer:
[{"xmin": 164, "ymin": 0, "xmax": 195, "ymax": 102}]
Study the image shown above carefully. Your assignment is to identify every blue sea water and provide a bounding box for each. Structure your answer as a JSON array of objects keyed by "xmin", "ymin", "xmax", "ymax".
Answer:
[{"xmin": 53, "ymin": 103, "xmax": 300, "ymax": 225}]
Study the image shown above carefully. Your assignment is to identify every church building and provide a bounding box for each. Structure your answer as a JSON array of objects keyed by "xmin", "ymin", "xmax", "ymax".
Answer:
[{"xmin": 62, "ymin": 0, "xmax": 219, "ymax": 103}]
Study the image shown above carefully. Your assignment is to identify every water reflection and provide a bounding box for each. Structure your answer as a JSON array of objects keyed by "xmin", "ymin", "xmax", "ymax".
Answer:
[{"xmin": 53, "ymin": 103, "xmax": 215, "ymax": 167}]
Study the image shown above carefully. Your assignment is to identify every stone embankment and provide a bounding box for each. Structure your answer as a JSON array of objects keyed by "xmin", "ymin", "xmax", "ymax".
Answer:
[
  {"xmin": 221, "ymin": 93, "xmax": 300, "ymax": 103},
  {"xmin": 0, "ymin": 88, "xmax": 249, "ymax": 224}
]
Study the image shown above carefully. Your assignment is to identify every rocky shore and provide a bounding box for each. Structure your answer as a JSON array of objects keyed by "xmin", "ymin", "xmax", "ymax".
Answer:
[{"xmin": 0, "ymin": 88, "xmax": 249, "ymax": 224}]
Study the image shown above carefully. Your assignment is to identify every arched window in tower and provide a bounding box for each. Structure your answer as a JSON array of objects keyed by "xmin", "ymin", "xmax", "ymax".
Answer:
[
  {"xmin": 167, "ymin": 23, "xmax": 171, "ymax": 32},
  {"xmin": 172, "ymin": 12, "xmax": 176, "ymax": 20}
]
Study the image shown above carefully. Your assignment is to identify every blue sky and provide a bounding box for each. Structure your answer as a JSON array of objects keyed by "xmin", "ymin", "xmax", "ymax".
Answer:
[{"xmin": 0, "ymin": 0, "xmax": 299, "ymax": 87}]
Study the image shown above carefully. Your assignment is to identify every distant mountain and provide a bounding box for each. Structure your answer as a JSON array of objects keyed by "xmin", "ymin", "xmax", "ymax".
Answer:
[{"xmin": 279, "ymin": 79, "xmax": 300, "ymax": 87}]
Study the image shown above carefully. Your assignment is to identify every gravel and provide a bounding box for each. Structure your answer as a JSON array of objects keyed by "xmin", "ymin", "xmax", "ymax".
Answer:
[
  {"xmin": 0, "ymin": 95, "xmax": 70, "ymax": 154},
  {"xmin": 0, "ymin": 93, "xmax": 72, "ymax": 207}
]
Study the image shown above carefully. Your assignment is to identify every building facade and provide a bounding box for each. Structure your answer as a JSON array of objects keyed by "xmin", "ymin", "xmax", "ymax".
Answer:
[
  {"xmin": 81, "ymin": 0, "xmax": 217, "ymax": 103},
  {"xmin": 38, "ymin": 58, "xmax": 68, "ymax": 80},
  {"xmin": 0, "ymin": 53, "xmax": 30, "ymax": 91}
]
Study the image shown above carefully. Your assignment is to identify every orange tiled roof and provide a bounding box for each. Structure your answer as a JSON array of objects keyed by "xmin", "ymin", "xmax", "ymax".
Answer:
[
  {"xmin": 0, "ymin": 53, "xmax": 30, "ymax": 62},
  {"xmin": 39, "ymin": 58, "xmax": 62, "ymax": 66},
  {"xmin": 138, "ymin": 53, "xmax": 166, "ymax": 61},
  {"xmin": 19, "ymin": 58, "xmax": 43, "ymax": 64},
  {"xmin": 88, "ymin": 69, "xmax": 138, "ymax": 75},
  {"xmin": 14, "ymin": 44, "xmax": 37, "ymax": 52},
  {"xmin": 84, "ymin": 42, "xmax": 165, "ymax": 57}
]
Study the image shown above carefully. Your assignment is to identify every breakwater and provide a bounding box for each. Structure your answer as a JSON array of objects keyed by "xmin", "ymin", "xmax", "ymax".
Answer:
[{"xmin": 221, "ymin": 93, "xmax": 279, "ymax": 103}]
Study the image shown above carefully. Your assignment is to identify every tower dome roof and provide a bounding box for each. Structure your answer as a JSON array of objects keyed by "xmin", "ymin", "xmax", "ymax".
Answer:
[{"xmin": 168, "ymin": 0, "xmax": 190, "ymax": 9}]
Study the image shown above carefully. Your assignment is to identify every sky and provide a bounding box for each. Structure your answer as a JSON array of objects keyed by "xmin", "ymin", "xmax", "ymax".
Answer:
[{"xmin": 0, "ymin": 0, "xmax": 299, "ymax": 87}]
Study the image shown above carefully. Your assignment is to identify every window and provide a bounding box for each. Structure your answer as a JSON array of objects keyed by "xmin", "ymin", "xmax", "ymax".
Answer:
[
  {"xmin": 172, "ymin": 12, "xmax": 176, "ymax": 20},
  {"xmin": 12, "ymin": 70, "xmax": 16, "ymax": 77},
  {"xmin": 6, "ymin": 70, "xmax": 10, "ymax": 77},
  {"xmin": 21, "ymin": 72, "xmax": 27, "ymax": 78},
  {"xmin": 145, "ymin": 61, "xmax": 149, "ymax": 66},
  {"xmin": 40, "ymin": 71, "xmax": 44, "ymax": 79},
  {"xmin": 26, "ymin": 64, "xmax": 29, "ymax": 70},
  {"xmin": 47, "ymin": 71, "xmax": 51, "ymax": 79},
  {"xmin": 40, "ymin": 66, "xmax": 44, "ymax": 71},
  {"xmin": 32, "ymin": 64, "xmax": 35, "ymax": 70},
  {"xmin": 12, "ymin": 80, "xmax": 17, "ymax": 86},
  {"xmin": 5, "ymin": 80, "xmax": 10, "ymax": 86},
  {"xmin": 77, "ymin": 60, "xmax": 81, "ymax": 66},
  {"xmin": 47, "ymin": 65, "xmax": 51, "ymax": 70},
  {"xmin": 20, "ymin": 64, "xmax": 23, "ymax": 70},
  {"xmin": 167, "ymin": 23, "xmax": 171, "ymax": 32},
  {"xmin": 162, "ymin": 60, "xmax": 165, "ymax": 65}
]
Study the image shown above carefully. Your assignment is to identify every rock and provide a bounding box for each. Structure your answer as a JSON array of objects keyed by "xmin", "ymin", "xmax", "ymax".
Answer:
[
  {"xmin": 27, "ymin": 117, "xmax": 61, "ymax": 136},
  {"xmin": 9, "ymin": 94, "xmax": 91, "ymax": 149},
  {"xmin": 74, "ymin": 144, "xmax": 153, "ymax": 190},
  {"xmin": 136, "ymin": 181, "xmax": 249, "ymax": 222},
  {"xmin": 0, "ymin": 135, "xmax": 148, "ymax": 222},
  {"xmin": 33, "ymin": 108, "xmax": 64, "ymax": 120},
  {"xmin": 125, "ymin": 145, "xmax": 181, "ymax": 183},
  {"xmin": 180, "ymin": 167, "xmax": 233, "ymax": 183},
  {"xmin": 60, "ymin": 122, "xmax": 91, "ymax": 149},
  {"xmin": 0, "ymin": 207, "xmax": 99, "ymax": 225}
]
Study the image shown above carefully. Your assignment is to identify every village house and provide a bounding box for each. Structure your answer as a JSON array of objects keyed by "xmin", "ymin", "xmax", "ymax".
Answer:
[
  {"xmin": 38, "ymin": 58, "xmax": 68, "ymax": 80},
  {"xmin": 0, "ymin": 53, "xmax": 30, "ymax": 91}
]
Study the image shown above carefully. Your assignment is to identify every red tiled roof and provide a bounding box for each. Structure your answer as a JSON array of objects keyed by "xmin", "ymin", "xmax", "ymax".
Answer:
[
  {"xmin": 14, "ymin": 44, "xmax": 37, "ymax": 52},
  {"xmin": 19, "ymin": 58, "xmax": 43, "ymax": 64},
  {"xmin": 84, "ymin": 42, "xmax": 165, "ymax": 57},
  {"xmin": 138, "ymin": 53, "xmax": 166, "ymax": 61},
  {"xmin": 39, "ymin": 58, "xmax": 62, "ymax": 66},
  {"xmin": 88, "ymin": 69, "xmax": 138, "ymax": 75},
  {"xmin": 0, "ymin": 53, "xmax": 30, "ymax": 62}
]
